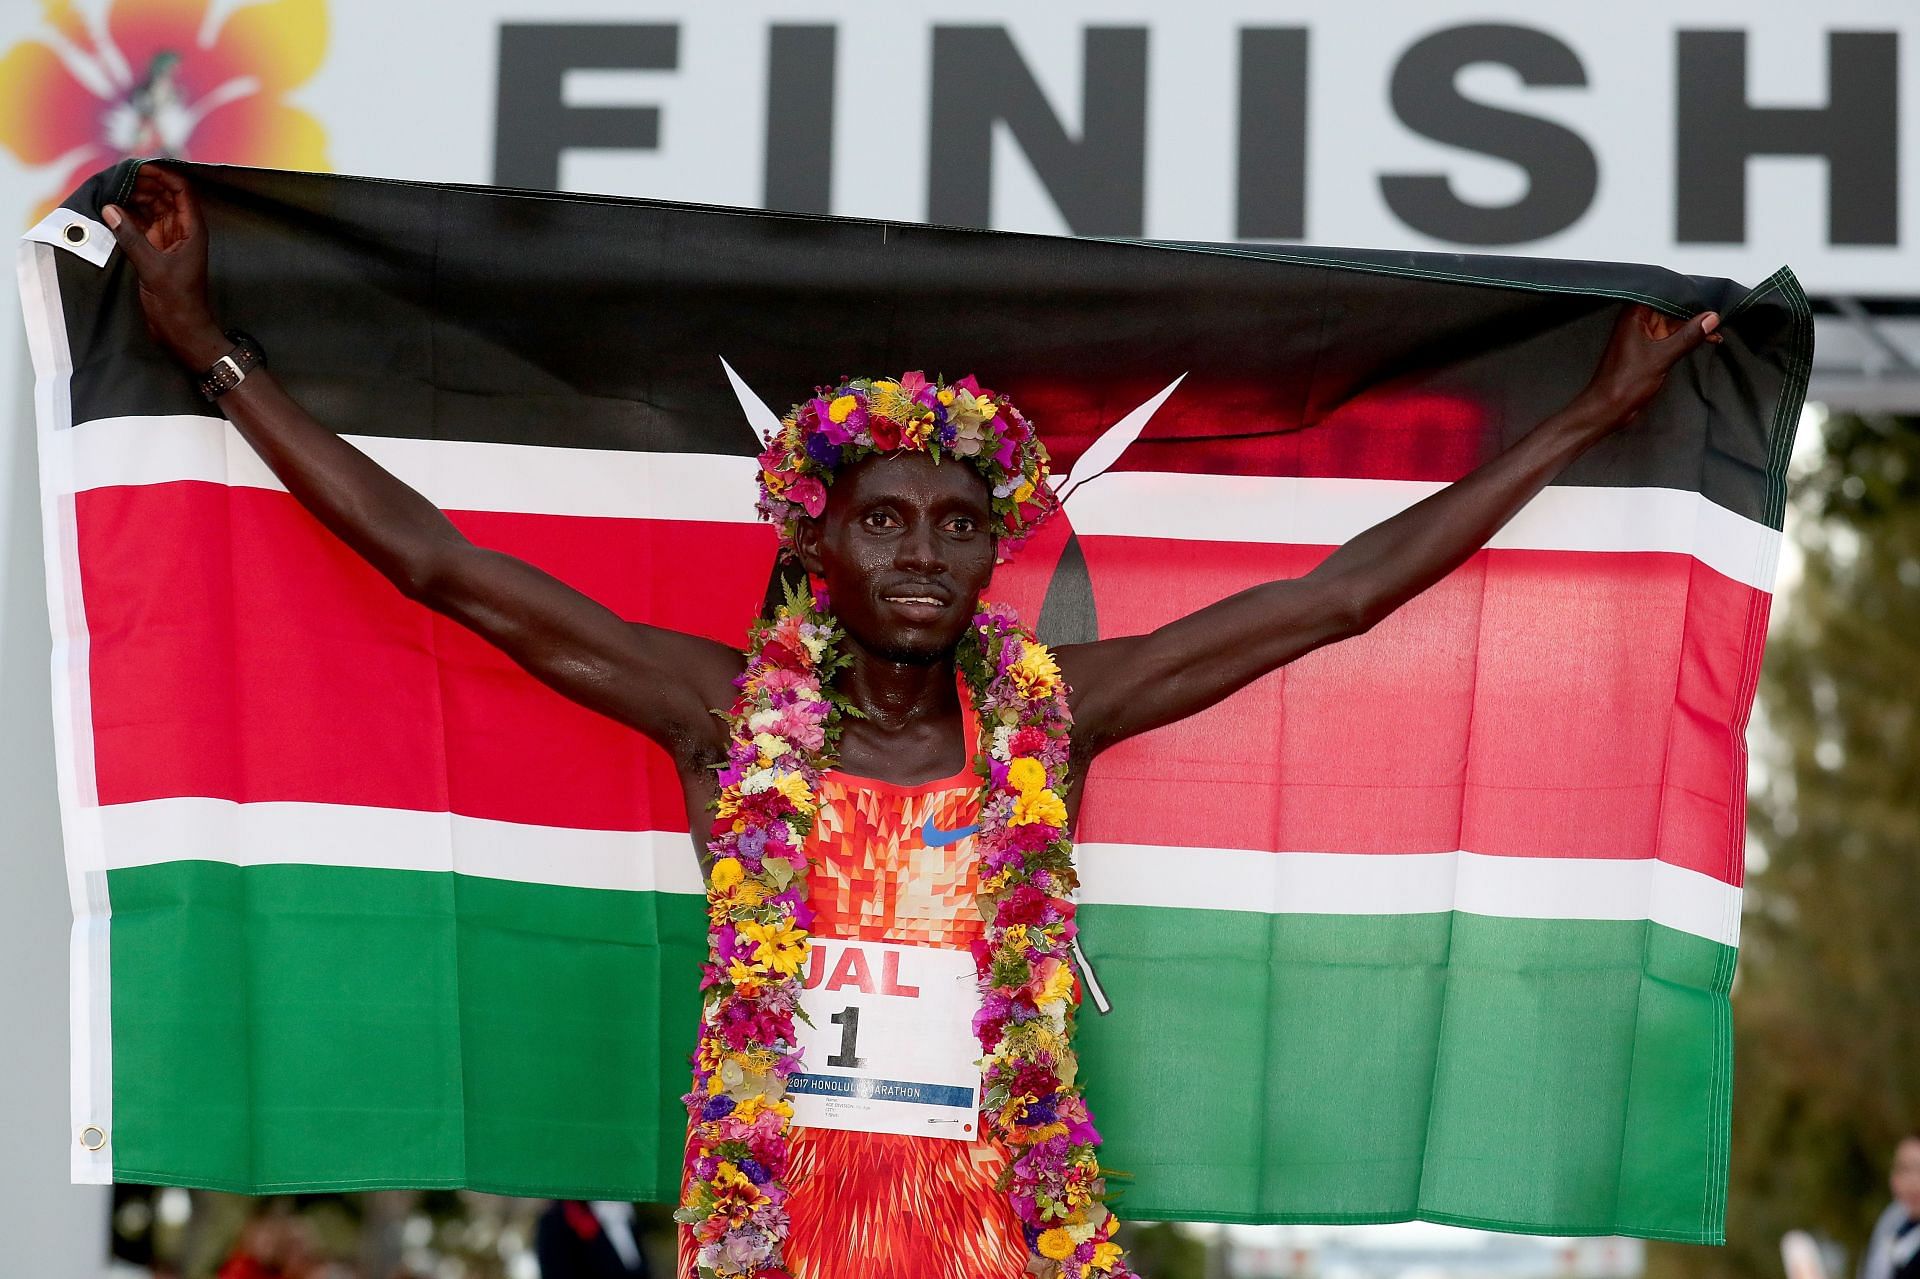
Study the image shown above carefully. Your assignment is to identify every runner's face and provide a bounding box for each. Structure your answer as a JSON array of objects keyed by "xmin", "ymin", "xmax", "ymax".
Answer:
[
  {"xmin": 1894, "ymin": 1138, "xmax": 1920, "ymax": 1215},
  {"xmin": 798, "ymin": 452, "xmax": 997, "ymax": 664}
]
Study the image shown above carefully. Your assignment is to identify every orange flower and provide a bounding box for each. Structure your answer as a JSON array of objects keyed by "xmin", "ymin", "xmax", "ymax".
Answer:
[{"xmin": 0, "ymin": 0, "xmax": 330, "ymax": 225}]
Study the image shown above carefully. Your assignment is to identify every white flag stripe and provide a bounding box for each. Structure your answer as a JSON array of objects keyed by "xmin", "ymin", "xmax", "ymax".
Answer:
[
  {"xmin": 54, "ymin": 414, "xmax": 1782, "ymax": 591},
  {"xmin": 21, "ymin": 239, "xmax": 115, "ymax": 1184},
  {"xmin": 1074, "ymin": 842, "xmax": 1741, "ymax": 949},
  {"xmin": 95, "ymin": 798, "xmax": 1741, "ymax": 947},
  {"xmin": 1063, "ymin": 472, "xmax": 1783, "ymax": 594},
  {"xmin": 97, "ymin": 797, "xmax": 708, "ymax": 895},
  {"xmin": 58, "ymin": 414, "xmax": 762, "ymax": 524}
]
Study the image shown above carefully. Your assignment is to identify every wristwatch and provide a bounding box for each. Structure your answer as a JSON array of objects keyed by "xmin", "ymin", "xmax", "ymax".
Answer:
[{"xmin": 196, "ymin": 331, "xmax": 265, "ymax": 401}]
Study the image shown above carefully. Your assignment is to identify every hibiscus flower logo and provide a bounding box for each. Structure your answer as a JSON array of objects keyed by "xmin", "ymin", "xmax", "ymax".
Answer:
[{"xmin": 0, "ymin": 0, "xmax": 329, "ymax": 224}]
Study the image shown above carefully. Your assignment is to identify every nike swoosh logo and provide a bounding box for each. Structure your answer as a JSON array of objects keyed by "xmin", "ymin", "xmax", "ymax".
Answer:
[{"xmin": 920, "ymin": 814, "xmax": 982, "ymax": 848}]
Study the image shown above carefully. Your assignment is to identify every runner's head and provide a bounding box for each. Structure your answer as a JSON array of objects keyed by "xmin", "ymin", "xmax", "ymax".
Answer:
[
  {"xmin": 759, "ymin": 373, "xmax": 1058, "ymax": 661},
  {"xmin": 793, "ymin": 450, "xmax": 995, "ymax": 664}
]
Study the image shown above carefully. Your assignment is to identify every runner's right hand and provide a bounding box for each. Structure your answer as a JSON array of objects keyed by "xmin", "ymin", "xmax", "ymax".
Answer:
[{"xmin": 102, "ymin": 166, "xmax": 228, "ymax": 369}]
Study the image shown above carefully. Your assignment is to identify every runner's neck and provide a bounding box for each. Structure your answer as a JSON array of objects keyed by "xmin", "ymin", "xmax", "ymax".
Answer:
[
  {"xmin": 831, "ymin": 643, "xmax": 970, "ymax": 785},
  {"xmin": 836, "ymin": 641, "xmax": 962, "ymax": 733}
]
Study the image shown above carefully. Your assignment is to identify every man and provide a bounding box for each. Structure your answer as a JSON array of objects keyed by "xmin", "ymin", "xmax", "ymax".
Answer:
[
  {"xmin": 536, "ymin": 1201, "xmax": 655, "ymax": 1279},
  {"xmin": 102, "ymin": 165, "xmax": 1716, "ymax": 1279},
  {"xmin": 1862, "ymin": 1135, "xmax": 1920, "ymax": 1279}
]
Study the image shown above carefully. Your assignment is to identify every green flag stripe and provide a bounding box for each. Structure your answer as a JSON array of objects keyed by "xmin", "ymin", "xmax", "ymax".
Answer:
[{"xmin": 105, "ymin": 860, "xmax": 1730, "ymax": 1242}]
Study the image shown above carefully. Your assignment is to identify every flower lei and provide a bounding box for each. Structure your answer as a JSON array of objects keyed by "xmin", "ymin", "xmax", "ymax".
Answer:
[{"xmin": 677, "ymin": 583, "xmax": 1137, "ymax": 1279}]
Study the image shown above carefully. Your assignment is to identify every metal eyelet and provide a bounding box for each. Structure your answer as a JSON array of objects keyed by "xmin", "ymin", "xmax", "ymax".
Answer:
[
  {"xmin": 63, "ymin": 221, "xmax": 88, "ymax": 246},
  {"xmin": 78, "ymin": 1124, "xmax": 108, "ymax": 1151}
]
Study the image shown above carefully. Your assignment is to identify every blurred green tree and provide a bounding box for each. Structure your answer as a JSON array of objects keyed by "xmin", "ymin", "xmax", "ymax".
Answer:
[
  {"xmin": 1651, "ymin": 413, "xmax": 1920, "ymax": 1279},
  {"xmin": 1117, "ymin": 1221, "xmax": 1210, "ymax": 1279}
]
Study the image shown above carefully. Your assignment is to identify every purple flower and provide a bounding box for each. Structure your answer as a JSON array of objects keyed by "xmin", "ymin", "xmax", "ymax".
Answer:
[
  {"xmin": 701, "ymin": 1094, "xmax": 735, "ymax": 1121},
  {"xmin": 805, "ymin": 432, "xmax": 842, "ymax": 468}
]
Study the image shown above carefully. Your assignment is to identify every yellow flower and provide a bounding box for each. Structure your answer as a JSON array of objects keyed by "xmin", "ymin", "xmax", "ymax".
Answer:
[
  {"xmin": 980, "ymin": 867, "xmax": 1014, "ymax": 896},
  {"xmin": 1012, "ymin": 787, "xmax": 1067, "ymax": 829},
  {"xmin": 937, "ymin": 388, "xmax": 956, "ymax": 406},
  {"xmin": 752, "ymin": 731, "xmax": 790, "ymax": 759},
  {"xmin": 709, "ymin": 857, "xmax": 745, "ymax": 893},
  {"xmin": 1010, "ymin": 642, "xmax": 1060, "ymax": 697},
  {"xmin": 869, "ymin": 380, "xmax": 912, "ymax": 423},
  {"xmin": 738, "ymin": 919, "xmax": 808, "ymax": 976},
  {"xmin": 1007, "ymin": 756, "xmax": 1048, "ymax": 795},
  {"xmin": 828, "ymin": 394, "xmax": 859, "ymax": 424},
  {"xmin": 710, "ymin": 1161, "xmax": 769, "ymax": 1216},
  {"xmin": 1093, "ymin": 1242, "xmax": 1123, "ymax": 1269},
  {"xmin": 771, "ymin": 772, "xmax": 817, "ymax": 815},
  {"xmin": 1037, "ymin": 1228, "xmax": 1077, "ymax": 1261},
  {"xmin": 1038, "ymin": 962, "xmax": 1076, "ymax": 1006},
  {"xmin": 997, "ymin": 1092, "xmax": 1037, "ymax": 1128},
  {"xmin": 1013, "ymin": 478, "xmax": 1037, "ymax": 504}
]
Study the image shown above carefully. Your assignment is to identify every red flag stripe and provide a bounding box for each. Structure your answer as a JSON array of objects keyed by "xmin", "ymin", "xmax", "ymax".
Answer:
[
  {"xmin": 1067, "ymin": 536, "xmax": 1761, "ymax": 887},
  {"xmin": 76, "ymin": 483, "xmax": 1762, "ymax": 884}
]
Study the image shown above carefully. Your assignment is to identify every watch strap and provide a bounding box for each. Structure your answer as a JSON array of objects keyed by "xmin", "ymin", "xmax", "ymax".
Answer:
[{"xmin": 196, "ymin": 331, "xmax": 265, "ymax": 401}]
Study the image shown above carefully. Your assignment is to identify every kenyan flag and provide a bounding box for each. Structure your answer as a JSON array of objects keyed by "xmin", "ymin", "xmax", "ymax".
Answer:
[{"xmin": 19, "ymin": 161, "xmax": 1809, "ymax": 1242}]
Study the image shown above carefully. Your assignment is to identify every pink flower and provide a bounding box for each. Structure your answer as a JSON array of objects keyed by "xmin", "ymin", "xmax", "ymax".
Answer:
[{"xmin": 790, "ymin": 475, "xmax": 828, "ymax": 518}]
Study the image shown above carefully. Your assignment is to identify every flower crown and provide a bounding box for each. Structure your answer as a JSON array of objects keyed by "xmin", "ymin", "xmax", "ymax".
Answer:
[{"xmin": 754, "ymin": 371, "xmax": 1059, "ymax": 553}]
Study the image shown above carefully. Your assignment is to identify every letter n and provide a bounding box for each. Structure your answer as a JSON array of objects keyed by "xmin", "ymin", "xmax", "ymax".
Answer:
[{"xmin": 927, "ymin": 26, "xmax": 1148, "ymax": 234}]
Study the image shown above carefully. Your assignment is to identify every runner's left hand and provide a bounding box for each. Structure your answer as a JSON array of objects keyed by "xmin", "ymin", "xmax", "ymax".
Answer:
[{"xmin": 1580, "ymin": 303, "xmax": 1722, "ymax": 427}]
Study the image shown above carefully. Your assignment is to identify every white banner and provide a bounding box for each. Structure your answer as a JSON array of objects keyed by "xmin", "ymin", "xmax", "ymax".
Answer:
[{"xmin": 0, "ymin": 0, "xmax": 1913, "ymax": 294}]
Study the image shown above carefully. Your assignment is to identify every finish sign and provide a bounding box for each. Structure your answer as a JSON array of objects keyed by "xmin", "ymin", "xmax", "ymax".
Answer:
[{"xmin": 789, "ymin": 937, "xmax": 983, "ymax": 1141}]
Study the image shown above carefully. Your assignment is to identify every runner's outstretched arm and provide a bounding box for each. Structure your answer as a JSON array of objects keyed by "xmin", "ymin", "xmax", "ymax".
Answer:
[
  {"xmin": 1058, "ymin": 303, "xmax": 1721, "ymax": 758},
  {"xmin": 103, "ymin": 166, "xmax": 741, "ymax": 762}
]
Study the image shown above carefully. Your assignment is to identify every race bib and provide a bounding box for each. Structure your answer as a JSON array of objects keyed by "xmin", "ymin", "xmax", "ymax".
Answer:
[{"xmin": 788, "ymin": 938, "xmax": 983, "ymax": 1141}]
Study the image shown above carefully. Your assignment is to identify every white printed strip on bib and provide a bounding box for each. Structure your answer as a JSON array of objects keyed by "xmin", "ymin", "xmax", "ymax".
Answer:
[{"xmin": 789, "ymin": 938, "xmax": 983, "ymax": 1142}]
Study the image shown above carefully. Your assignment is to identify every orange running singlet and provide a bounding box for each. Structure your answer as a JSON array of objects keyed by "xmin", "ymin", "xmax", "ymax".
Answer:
[{"xmin": 681, "ymin": 695, "xmax": 1028, "ymax": 1279}]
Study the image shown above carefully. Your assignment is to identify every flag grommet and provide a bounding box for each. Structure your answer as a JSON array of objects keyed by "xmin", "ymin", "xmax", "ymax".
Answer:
[
  {"xmin": 78, "ymin": 1124, "xmax": 107, "ymax": 1151},
  {"xmin": 62, "ymin": 222, "xmax": 88, "ymax": 246}
]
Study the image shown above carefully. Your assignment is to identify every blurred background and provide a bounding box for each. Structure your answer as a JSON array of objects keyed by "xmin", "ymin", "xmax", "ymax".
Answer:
[{"xmin": 1, "ymin": 2, "xmax": 1914, "ymax": 1277}]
